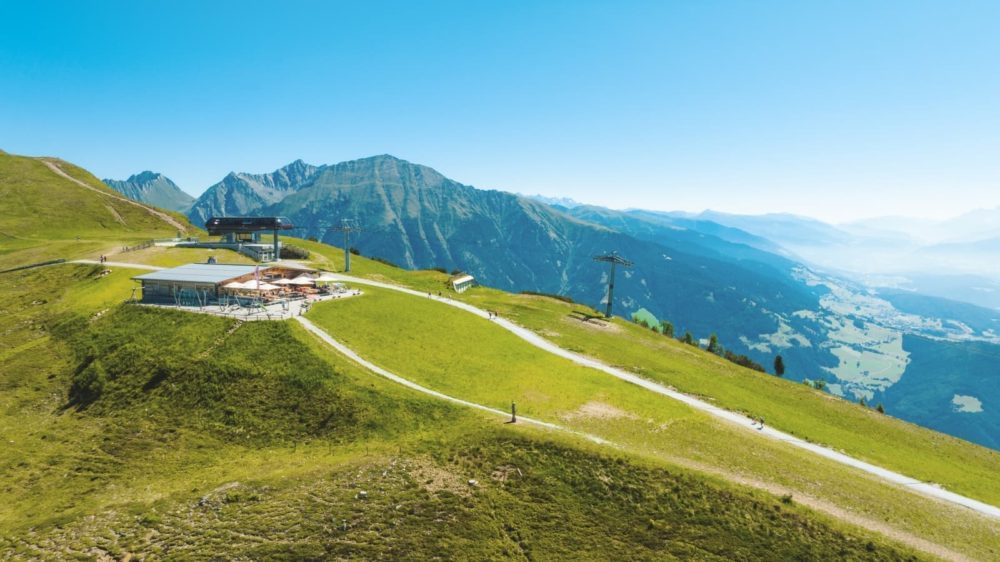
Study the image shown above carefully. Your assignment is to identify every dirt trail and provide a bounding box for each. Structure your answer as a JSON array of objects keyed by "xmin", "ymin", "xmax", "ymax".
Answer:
[
  {"xmin": 674, "ymin": 457, "xmax": 973, "ymax": 562},
  {"xmin": 296, "ymin": 315, "xmax": 978, "ymax": 562},
  {"xmin": 40, "ymin": 159, "xmax": 189, "ymax": 233}
]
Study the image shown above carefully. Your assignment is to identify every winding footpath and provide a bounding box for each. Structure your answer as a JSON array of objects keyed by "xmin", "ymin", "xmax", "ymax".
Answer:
[
  {"xmin": 71, "ymin": 257, "xmax": 999, "ymax": 521},
  {"xmin": 296, "ymin": 316, "xmax": 607, "ymax": 446},
  {"xmin": 72, "ymin": 259, "xmax": 163, "ymax": 270},
  {"xmin": 41, "ymin": 159, "xmax": 189, "ymax": 234},
  {"xmin": 316, "ymin": 272, "xmax": 1000, "ymax": 521}
]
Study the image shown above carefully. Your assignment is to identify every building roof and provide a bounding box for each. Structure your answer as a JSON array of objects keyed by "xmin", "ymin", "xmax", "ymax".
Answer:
[
  {"xmin": 452, "ymin": 274, "xmax": 475, "ymax": 285},
  {"xmin": 133, "ymin": 263, "xmax": 259, "ymax": 285}
]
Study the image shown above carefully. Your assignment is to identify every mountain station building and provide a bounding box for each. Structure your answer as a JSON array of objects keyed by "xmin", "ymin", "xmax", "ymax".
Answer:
[
  {"xmin": 133, "ymin": 262, "xmax": 317, "ymax": 306},
  {"xmin": 450, "ymin": 274, "xmax": 476, "ymax": 293},
  {"xmin": 175, "ymin": 216, "xmax": 295, "ymax": 262}
]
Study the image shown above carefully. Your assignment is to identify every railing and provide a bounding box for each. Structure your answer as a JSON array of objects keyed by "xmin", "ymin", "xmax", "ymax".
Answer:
[
  {"xmin": 152, "ymin": 236, "xmax": 199, "ymax": 244},
  {"xmin": 0, "ymin": 258, "xmax": 66, "ymax": 275},
  {"xmin": 120, "ymin": 240, "xmax": 155, "ymax": 253}
]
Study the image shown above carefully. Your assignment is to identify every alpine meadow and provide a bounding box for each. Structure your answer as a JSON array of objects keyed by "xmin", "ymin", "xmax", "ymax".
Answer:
[{"xmin": 3, "ymin": 2, "xmax": 1000, "ymax": 560}]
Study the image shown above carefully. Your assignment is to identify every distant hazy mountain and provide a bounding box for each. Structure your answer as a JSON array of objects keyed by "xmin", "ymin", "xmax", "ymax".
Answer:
[
  {"xmin": 696, "ymin": 210, "xmax": 1000, "ymax": 313},
  {"xmin": 848, "ymin": 207, "xmax": 1000, "ymax": 244},
  {"xmin": 523, "ymin": 194, "xmax": 586, "ymax": 209},
  {"xmin": 103, "ymin": 171, "xmax": 195, "ymax": 213},
  {"xmin": 597, "ymin": 208, "xmax": 789, "ymax": 256},
  {"xmin": 693, "ymin": 211, "xmax": 855, "ymax": 248},
  {"xmin": 187, "ymin": 159, "xmax": 321, "ymax": 226},
  {"xmin": 186, "ymin": 154, "xmax": 1000, "ymax": 449}
]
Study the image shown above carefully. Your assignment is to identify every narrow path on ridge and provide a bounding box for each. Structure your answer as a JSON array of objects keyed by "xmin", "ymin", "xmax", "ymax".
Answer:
[
  {"xmin": 295, "ymin": 314, "xmax": 975, "ymax": 562},
  {"xmin": 40, "ymin": 159, "xmax": 190, "ymax": 234},
  {"xmin": 71, "ymin": 259, "xmax": 164, "ymax": 271},
  {"xmin": 319, "ymin": 272, "xmax": 1000, "ymax": 521}
]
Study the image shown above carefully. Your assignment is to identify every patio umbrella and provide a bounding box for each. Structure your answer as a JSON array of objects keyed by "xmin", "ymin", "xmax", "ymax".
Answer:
[
  {"xmin": 271, "ymin": 278, "xmax": 294, "ymax": 285},
  {"xmin": 243, "ymin": 280, "xmax": 281, "ymax": 291},
  {"xmin": 288, "ymin": 276, "xmax": 315, "ymax": 285},
  {"xmin": 223, "ymin": 281, "xmax": 246, "ymax": 289}
]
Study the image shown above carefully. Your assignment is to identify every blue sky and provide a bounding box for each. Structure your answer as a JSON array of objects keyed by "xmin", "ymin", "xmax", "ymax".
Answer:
[{"xmin": 2, "ymin": 0, "xmax": 998, "ymax": 222}]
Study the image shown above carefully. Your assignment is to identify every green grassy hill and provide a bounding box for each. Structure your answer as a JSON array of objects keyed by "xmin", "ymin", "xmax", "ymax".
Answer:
[
  {"xmin": 0, "ymin": 264, "xmax": 931, "ymax": 560},
  {"xmin": 294, "ymin": 237, "xmax": 1000, "ymax": 505},
  {"xmin": 0, "ymin": 157, "xmax": 998, "ymax": 559},
  {"xmin": 0, "ymin": 152, "xmax": 192, "ymax": 270}
]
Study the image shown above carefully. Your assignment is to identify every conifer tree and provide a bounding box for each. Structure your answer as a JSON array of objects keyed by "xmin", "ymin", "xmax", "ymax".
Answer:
[{"xmin": 774, "ymin": 354, "xmax": 785, "ymax": 377}]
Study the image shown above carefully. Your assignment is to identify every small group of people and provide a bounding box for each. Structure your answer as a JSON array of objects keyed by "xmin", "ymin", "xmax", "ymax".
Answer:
[
  {"xmin": 751, "ymin": 416, "xmax": 765, "ymax": 430},
  {"xmin": 98, "ymin": 255, "xmax": 108, "ymax": 263},
  {"xmin": 487, "ymin": 310, "xmax": 499, "ymax": 320}
]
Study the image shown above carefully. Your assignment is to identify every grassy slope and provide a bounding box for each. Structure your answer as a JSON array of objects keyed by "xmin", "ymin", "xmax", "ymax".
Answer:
[
  {"xmin": 0, "ymin": 153, "xmax": 190, "ymax": 269},
  {"xmin": 288, "ymin": 237, "xmax": 1000, "ymax": 506},
  {"xmin": 109, "ymin": 245, "xmax": 255, "ymax": 268},
  {"xmin": 306, "ymin": 287, "xmax": 999, "ymax": 559},
  {"xmin": 0, "ymin": 265, "xmax": 925, "ymax": 561},
  {"xmin": 0, "ymin": 156, "xmax": 991, "ymax": 558}
]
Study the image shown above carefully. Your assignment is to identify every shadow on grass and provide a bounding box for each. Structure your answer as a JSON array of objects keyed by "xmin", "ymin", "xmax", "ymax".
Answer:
[{"xmin": 569, "ymin": 309, "xmax": 607, "ymax": 323}]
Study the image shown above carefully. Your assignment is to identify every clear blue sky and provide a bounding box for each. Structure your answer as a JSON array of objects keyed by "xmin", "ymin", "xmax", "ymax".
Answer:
[{"xmin": 2, "ymin": 1, "xmax": 998, "ymax": 222}]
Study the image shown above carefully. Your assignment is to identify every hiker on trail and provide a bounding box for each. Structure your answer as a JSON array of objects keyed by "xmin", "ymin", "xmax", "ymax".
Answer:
[{"xmin": 759, "ymin": 417, "xmax": 765, "ymax": 430}]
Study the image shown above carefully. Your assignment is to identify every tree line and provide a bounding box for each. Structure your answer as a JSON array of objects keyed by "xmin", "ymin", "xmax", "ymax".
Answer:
[{"xmin": 630, "ymin": 314, "xmax": 887, "ymax": 414}]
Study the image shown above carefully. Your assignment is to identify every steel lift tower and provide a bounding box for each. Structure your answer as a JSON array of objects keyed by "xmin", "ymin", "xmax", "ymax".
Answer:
[
  {"xmin": 331, "ymin": 219, "xmax": 362, "ymax": 272},
  {"xmin": 593, "ymin": 252, "xmax": 633, "ymax": 318}
]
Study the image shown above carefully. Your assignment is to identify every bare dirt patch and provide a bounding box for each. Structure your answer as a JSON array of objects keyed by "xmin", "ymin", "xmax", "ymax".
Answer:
[
  {"xmin": 408, "ymin": 459, "xmax": 472, "ymax": 496},
  {"xmin": 562, "ymin": 313, "xmax": 622, "ymax": 334},
  {"xmin": 561, "ymin": 401, "xmax": 638, "ymax": 422}
]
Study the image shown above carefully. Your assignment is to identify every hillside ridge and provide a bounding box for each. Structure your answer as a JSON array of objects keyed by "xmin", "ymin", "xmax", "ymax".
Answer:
[{"xmin": 42, "ymin": 159, "xmax": 189, "ymax": 233}]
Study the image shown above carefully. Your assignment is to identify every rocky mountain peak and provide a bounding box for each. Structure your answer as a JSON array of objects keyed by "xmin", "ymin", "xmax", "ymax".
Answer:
[
  {"xmin": 102, "ymin": 171, "xmax": 194, "ymax": 213},
  {"xmin": 127, "ymin": 170, "xmax": 163, "ymax": 184}
]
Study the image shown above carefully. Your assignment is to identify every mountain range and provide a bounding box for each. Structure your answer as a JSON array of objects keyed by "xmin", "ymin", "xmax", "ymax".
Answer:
[
  {"xmin": 7, "ymin": 150, "xmax": 999, "ymax": 559},
  {"xmin": 106, "ymin": 155, "xmax": 1000, "ymax": 449},
  {"xmin": 102, "ymin": 171, "xmax": 195, "ymax": 213}
]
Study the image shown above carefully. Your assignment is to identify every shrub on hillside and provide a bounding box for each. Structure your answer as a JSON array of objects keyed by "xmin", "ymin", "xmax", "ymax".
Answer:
[
  {"xmin": 681, "ymin": 331, "xmax": 695, "ymax": 346},
  {"xmin": 280, "ymin": 244, "xmax": 310, "ymax": 260},
  {"xmin": 722, "ymin": 350, "xmax": 766, "ymax": 373},
  {"xmin": 69, "ymin": 359, "xmax": 107, "ymax": 406}
]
